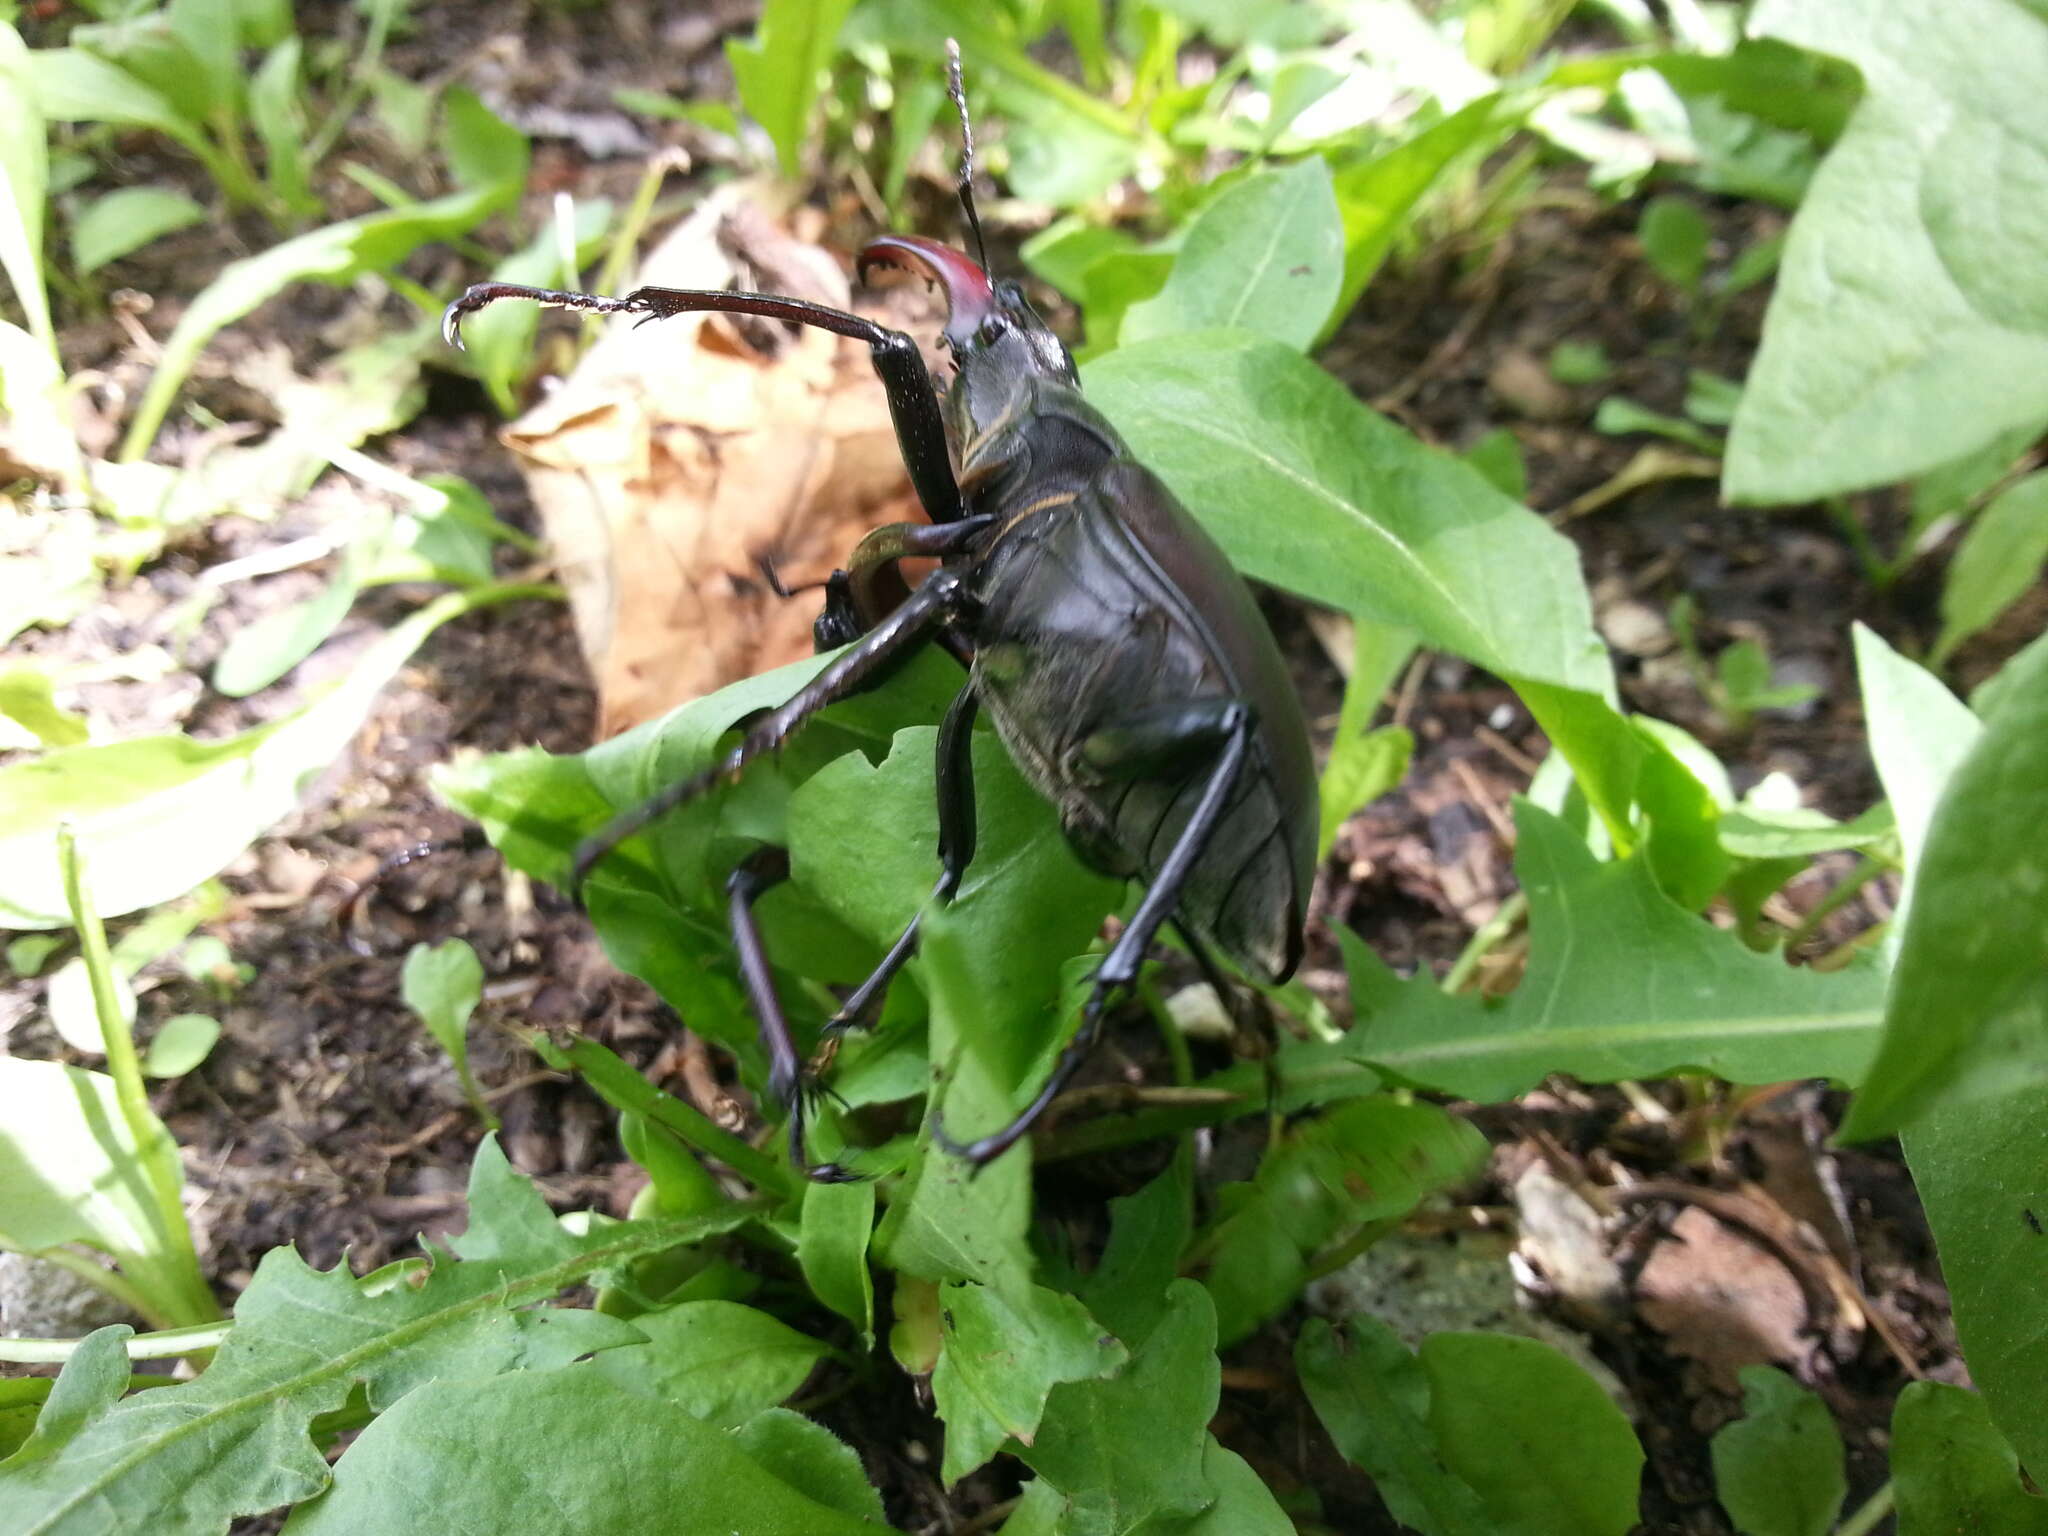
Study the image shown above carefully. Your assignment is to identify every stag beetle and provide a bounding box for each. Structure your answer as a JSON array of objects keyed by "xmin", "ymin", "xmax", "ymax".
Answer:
[{"xmin": 443, "ymin": 48, "xmax": 1316, "ymax": 1180}]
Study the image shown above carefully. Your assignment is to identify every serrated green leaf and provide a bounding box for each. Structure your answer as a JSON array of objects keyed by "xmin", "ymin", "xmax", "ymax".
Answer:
[
  {"xmin": 281, "ymin": 1371, "xmax": 882, "ymax": 1534},
  {"xmin": 1344, "ymin": 802, "xmax": 1887, "ymax": 1101},
  {"xmin": 587, "ymin": 1300, "xmax": 830, "ymax": 1426},
  {"xmin": 1727, "ymin": 0, "xmax": 2048, "ymax": 501},
  {"xmin": 932, "ymin": 1278, "xmax": 1124, "ymax": 1484},
  {"xmin": 0, "ymin": 1140, "xmax": 737, "ymax": 1534},
  {"xmin": 1710, "ymin": 1367, "xmax": 1845, "ymax": 1536},
  {"xmin": 1014, "ymin": 1280, "xmax": 1215, "ymax": 1535}
]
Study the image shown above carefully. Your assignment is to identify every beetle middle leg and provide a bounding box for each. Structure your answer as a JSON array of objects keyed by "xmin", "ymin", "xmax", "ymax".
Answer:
[
  {"xmin": 825, "ymin": 685, "xmax": 981, "ymax": 1034},
  {"xmin": 933, "ymin": 699, "xmax": 1256, "ymax": 1167}
]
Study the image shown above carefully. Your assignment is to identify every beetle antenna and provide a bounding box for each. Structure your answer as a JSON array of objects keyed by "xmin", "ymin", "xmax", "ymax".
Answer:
[{"xmin": 945, "ymin": 39, "xmax": 991, "ymax": 274}]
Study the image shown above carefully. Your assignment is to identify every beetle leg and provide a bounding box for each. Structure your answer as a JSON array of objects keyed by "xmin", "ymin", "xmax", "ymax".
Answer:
[
  {"xmin": 806, "ymin": 514, "xmax": 996, "ymax": 651},
  {"xmin": 933, "ymin": 700, "xmax": 1254, "ymax": 1167},
  {"xmin": 727, "ymin": 848, "xmax": 859, "ymax": 1183},
  {"xmin": 444, "ymin": 282, "xmax": 965, "ymax": 527},
  {"xmin": 826, "ymin": 686, "xmax": 981, "ymax": 1034},
  {"xmin": 571, "ymin": 567, "xmax": 971, "ymax": 900}
]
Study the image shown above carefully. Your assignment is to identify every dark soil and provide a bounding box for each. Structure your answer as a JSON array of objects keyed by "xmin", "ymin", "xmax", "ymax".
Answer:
[{"xmin": 4, "ymin": 7, "xmax": 2018, "ymax": 1534}]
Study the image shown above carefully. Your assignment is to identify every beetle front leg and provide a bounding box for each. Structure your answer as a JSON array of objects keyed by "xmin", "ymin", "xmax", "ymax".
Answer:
[
  {"xmin": 445, "ymin": 282, "xmax": 966, "ymax": 527},
  {"xmin": 571, "ymin": 568, "xmax": 971, "ymax": 899},
  {"xmin": 932, "ymin": 699, "xmax": 1255, "ymax": 1168}
]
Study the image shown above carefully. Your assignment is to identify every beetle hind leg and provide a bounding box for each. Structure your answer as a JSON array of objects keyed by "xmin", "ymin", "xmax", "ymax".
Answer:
[{"xmin": 932, "ymin": 701, "xmax": 1255, "ymax": 1168}]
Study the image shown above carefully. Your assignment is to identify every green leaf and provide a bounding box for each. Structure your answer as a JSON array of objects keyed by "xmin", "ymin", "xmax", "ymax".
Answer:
[
  {"xmin": 1595, "ymin": 396, "xmax": 1723, "ymax": 456},
  {"xmin": 22, "ymin": 46, "xmax": 215, "ymax": 169},
  {"xmin": 1298, "ymin": 1316, "xmax": 1495, "ymax": 1536},
  {"xmin": 6, "ymin": 934, "xmax": 62, "ymax": 977},
  {"xmin": 1638, "ymin": 194, "xmax": 1709, "ymax": 293},
  {"xmin": 1717, "ymin": 800, "xmax": 1894, "ymax": 860},
  {"xmin": 0, "ymin": 1140, "xmax": 738, "ymax": 1534},
  {"xmin": 1074, "ymin": 1156, "xmax": 1192, "ymax": 1349},
  {"xmin": 1934, "ymin": 469, "xmax": 2048, "ymax": 665},
  {"xmin": 0, "ymin": 24, "xmax": 54, "ymax": 354},
  {"xmin": 1082, "ymin": 331, "xmax": 1610, "ymax": 696},
  {"xmin": 1318, "ymin": 725, "xmax": 1411, "ymax": 863},
  {"xmin": 142, "ymin": 1014, "xmax": 220, "ymax": 1078},
  {"xmin": 1890, "ymin": 1382, "xmax": 2048, "ymax": 1535},
  {"xmin": 1332, "ymin": 94, "xmax": 1520, "ymax": 319},
  {"xmin": 1852, "ymin": 625, "xmax": 1979, "ymax": 910},
  {"xmin": 1201, "ymin": 1097, "xmax": 1488, "ymax": 1346},
  {"xmin": 797, "ymin": 1179, "xmax": 875, "ymax": 1338},
  {"xmin": 587, "ymin": 1300, "xmax": 830, "ymax": 1426},
  {"xmin": 249, "ymin": 37, "xmax": 315, "ymax": 216},
  {"xmin": 0, "ymin": 1059, "xmax": 201, "ymax": 1329},
  {"xmin": 726, "ymin": 0, "xmax": 857, "ymax": 179},
  {"xmin": 1909, "ymin": 418, "xmax": 2046, "ymax": 541},
  {"xmin": 1727, "ymin": 0, "xmax": 2048, "ymax": 502},
  {"xmin": 931, "ymin": 1279, "xmax": 1124, "ymax": 1485},
  {"xmin": 1549, "ymin": 340, "xmax": 1612, "ymax": 384},
  {"xmin": 1462, "ymin": 427, "xmax": 1527, "ymax": 502},
  {"xmin": 1710, "ymin": 1367, "xmax": 1845, "ymax": 1536},
  {"xmin": 281, "ymin": 1371, "xmax": 883, "ymax": 1534},
  {"xmin": 851, "ymin": 0, "xmax": 1139, "ymax": 205},
  {"xmin": 399, "ymin": 937, "xmax": 482, "ymax": 1069},
  {"xmin": 118, "ymin": 182, "xmax": 514, "ymax": 462},
  {"xmin": 440, "ymin": 86, "xmax": 529, "ymax": 192},
  {"xmin": 69, "ymin": 186, "xmax": 208, "ymax": 276},
  {"xmin": 1900, "ymin": 1106, "xmax": 2048, "ymax": 1493},
  {"xmin": 728, "ymin": 1408, "xmax": 887, "ymax": 1524},
  {"xmin": 0, "ymin": 585, "xmax": 545, "ymax": 928},
  {"xmin": 1344, "ymin": 802, "xmax": 1887, "ymax": 1101},
  {"xmin": 1122, "ymin": 159, "xmax": 1344, "ymax": 352},
  {"xmin": 1013, "ymin": 1280, "xmax": 1217, "ymax": 1534},
  {"xmin": 1839, "ymin": 631, "xmax": 2048, "ymax": 1138},
  {"xmin": 0, "ymin": 670, "xmax": 88, "ymax": 748},
  {"xmin": 211, "ymin": 539, "xmax": 372, "ymax": 698},
  {"xmin": 1421, "ymin": 1332, "xmax": 1644, "ymax": 1536}
]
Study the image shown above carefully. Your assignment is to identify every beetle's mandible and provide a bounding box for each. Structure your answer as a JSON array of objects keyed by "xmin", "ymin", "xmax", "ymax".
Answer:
[{"xmin": 442, "ymin": 46, "xmax": 1317, "ymax": 1180}]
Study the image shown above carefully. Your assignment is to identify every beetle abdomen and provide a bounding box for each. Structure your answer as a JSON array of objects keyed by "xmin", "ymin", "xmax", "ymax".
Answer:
[{"xmin": 969, "ymin": 462, "xmax": 1314, "ymax": 982}]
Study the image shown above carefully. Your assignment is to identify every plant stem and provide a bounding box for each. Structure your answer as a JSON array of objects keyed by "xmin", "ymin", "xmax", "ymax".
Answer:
[
  {"xmin": 57, "ymin": 829, "xmax": 220, "ymax": 1327},
  {"xmin": 1834, "ymin": 1480, "xmax": 1894, "ymax": 1536},
  {"xmin": 1442, "ymin": 890, "xmax": 1528, "ymax": 995},
  {"xmin": 0, "ymin": 1313, "xmax": 234, "ymax": 1365}
]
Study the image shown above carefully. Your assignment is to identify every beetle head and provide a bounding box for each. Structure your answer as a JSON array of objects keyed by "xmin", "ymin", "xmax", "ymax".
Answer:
[{"xmin": 858, "ymin": 235, "xmax": 1076, "ymax": 428}]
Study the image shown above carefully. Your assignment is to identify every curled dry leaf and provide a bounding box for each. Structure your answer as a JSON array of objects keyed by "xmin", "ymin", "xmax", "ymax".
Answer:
[{"xmin": 502, "ymin": 182, "xmax": 938, "ymax": 738}]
